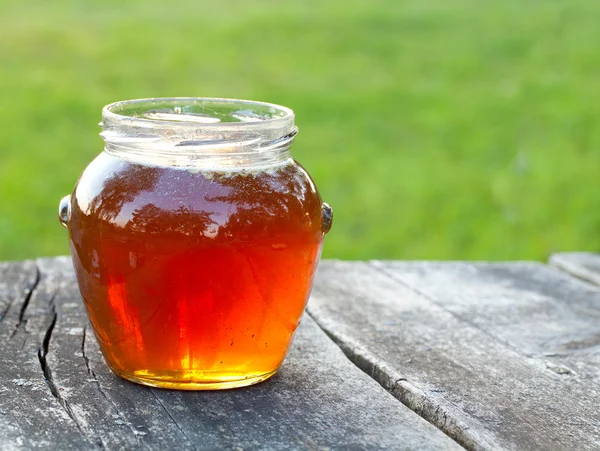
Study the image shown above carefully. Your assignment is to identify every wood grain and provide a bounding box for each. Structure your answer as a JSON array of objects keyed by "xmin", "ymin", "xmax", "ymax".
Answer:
[
  {"xmin": 307, "ymin": 260, "xmax": 600, "ymax": 451},
  {"xmin": 0, "ymin": 257, "xmax": 461, "ymax": 450}
]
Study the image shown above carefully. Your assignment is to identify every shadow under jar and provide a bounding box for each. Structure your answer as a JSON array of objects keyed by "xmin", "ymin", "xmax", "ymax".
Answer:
[{"xmin": 58, "ymin": 98, "xmax": 333, "ymax": 390}]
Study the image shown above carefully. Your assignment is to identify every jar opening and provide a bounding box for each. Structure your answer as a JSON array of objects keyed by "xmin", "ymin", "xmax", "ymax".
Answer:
[
  {"xmin": 103, "ymin": 97, "xmax": 294, "ymax": 126},
  {"xmin": 100, "ymin": 98, "xmax": 297, "ymax": 169}
]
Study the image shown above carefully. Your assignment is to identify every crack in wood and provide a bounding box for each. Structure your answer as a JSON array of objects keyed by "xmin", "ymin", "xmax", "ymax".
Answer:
[
  {"xmin": 17, "ymin": 266, "xmax": 40, "ymax": 327},
  {"xmin": 307, "ymin": 310, "xmax": 473, "ymax": 450},
  {"xmin": 8, "ymin": 266, "xmax": 40, "ymax": 338},
  {"xmin": 37, "ymin": 294, "xmax": 80, "ymax": 424},
  {"xmin": 81, "ymin": 326, "xmax": 143, "ymax": 445},
  {"xmin": 36, "ymin": 292, "xmax": 105, "ymax": 449},
  {"xmin": 150, "ymin": 389, "xmax": 194, "ymax": 448},
  {"xmin": 0, "ymin": 296, "xmax": 13, "ymax": 324}
]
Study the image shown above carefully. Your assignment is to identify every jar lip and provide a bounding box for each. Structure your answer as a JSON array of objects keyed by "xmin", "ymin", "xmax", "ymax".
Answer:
[
  {"xmin": 102, "ymin": 97, "xmax": 295, "ymax": 130},
  {"xmin": 100, "ymin": 97, "xmax": 297, "ymax": 169}
]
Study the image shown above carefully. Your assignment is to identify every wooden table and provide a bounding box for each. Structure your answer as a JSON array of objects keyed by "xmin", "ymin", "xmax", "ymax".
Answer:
[{"xmin": 1, "ymin": 254, "xmax": 599, "ymax": 450}]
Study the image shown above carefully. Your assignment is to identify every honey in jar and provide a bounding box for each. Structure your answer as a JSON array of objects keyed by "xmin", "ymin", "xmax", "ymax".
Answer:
[{"xmin": 58, "ymin": 98, "xmax": 332, "ymax": 390}]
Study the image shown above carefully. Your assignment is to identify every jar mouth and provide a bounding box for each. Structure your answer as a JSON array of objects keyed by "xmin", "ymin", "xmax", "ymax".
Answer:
[
  {"xmin": 102, "ymin": 97, "xmax": 295, "ymax": 129},
  {"xmin": 100, "ymin": 98, "xmax": 297, "ymax": 169}
]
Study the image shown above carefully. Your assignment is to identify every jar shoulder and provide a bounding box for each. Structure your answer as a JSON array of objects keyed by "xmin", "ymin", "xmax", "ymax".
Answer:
[{"xmin": 71, "ymin": 153, "xmax": 322, "ymax": 236}]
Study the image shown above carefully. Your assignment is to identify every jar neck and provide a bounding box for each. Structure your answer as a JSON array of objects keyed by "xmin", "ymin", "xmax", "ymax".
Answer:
[{"xmin": 100, "ymin": 98, "xmax": 297, "ymax": 170}]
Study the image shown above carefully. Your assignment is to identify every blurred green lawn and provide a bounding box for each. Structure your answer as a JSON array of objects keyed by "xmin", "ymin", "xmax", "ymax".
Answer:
[{"xmin": 2, "ymin": 0, "xmax": 600, "ymax": 261}]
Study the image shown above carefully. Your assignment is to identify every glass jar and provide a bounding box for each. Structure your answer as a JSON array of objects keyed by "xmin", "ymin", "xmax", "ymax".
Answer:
[{"xmin": 58, "ymin": 98, "xmax": 332, "ymax": 390}]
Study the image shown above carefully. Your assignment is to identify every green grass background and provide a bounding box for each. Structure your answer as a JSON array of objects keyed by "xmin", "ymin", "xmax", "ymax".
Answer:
[{"xmin": 2, "ymin": 0, "xmax": 600, "ymax": 261}]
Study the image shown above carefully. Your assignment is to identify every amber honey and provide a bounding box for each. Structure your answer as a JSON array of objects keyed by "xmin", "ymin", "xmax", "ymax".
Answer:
[{"xmin": 68, "ymin": 153, "xmax": 324, "ymax": 389}]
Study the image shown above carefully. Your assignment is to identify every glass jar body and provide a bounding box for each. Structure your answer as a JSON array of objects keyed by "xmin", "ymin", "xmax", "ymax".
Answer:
[{"xmin": 67, "ymin": 151, "xmax": 325, "ymax": 389}]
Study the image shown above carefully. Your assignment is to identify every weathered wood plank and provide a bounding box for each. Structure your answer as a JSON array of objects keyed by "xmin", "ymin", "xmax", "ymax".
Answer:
[
  {"xmin": 0, "ymin": 260, "xmax": 90, "ymax": 449},
  {"xmin": 550, "ymin": 252, "xmax": 600, "ymax": 287},
  {"xmin": 1, "ymin": 257, "xmax": 462, "ymax": 450},
  {"xmin": 380, "ymin": 261, "xmax": 600, "ymax": 387},
  {"xmin": 307, "ymin": 261, "xmax": 600, "ymax": 451}
]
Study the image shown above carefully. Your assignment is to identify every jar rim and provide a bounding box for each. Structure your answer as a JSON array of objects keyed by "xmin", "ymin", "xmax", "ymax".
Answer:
[
  {"xmin": 100, "ymin": 97, "xmax": 297, "ymax": 169},
  {"xmin": 102, "ymin": 97, "xmax": 295, "ymax": 130}
]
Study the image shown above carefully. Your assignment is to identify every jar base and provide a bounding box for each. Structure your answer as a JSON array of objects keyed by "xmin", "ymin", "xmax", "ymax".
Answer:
[{"xmin": 112, "ymin": 368, "xmax": 279, "ymax": 390}]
